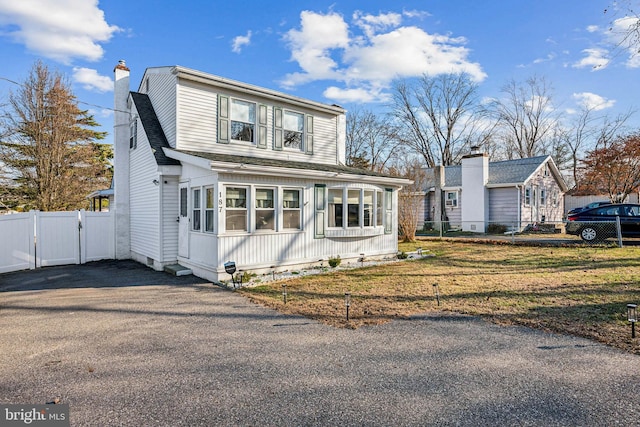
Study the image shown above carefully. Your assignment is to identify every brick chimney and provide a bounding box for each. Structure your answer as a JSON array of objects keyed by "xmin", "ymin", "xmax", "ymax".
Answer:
[
  {"xmin": 113, "ymin": 60, "xmax": 131, "ymax": 259},
  {"xmin": 461, "ymin": 146, "xmax": 489, "ymax": 232}
]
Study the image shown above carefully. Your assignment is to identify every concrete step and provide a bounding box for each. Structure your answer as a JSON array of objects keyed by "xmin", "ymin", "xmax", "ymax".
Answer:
[{"xmin": 164, "ymin": 264, "xmax": 193, "ymax": 276}]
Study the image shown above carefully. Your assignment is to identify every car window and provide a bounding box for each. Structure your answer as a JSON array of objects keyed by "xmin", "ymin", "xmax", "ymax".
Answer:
[
  {"xmin": 624, "ymin": 206, "xmax": 639, "ymax": 216},
  {"xmin": 594, "ymin": 206, "xmax": 620, "ymax": 216}
]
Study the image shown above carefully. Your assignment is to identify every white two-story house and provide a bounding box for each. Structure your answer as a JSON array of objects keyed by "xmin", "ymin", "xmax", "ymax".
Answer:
[{"xmin": 112, "ymin": 61, "xmax": 410, "ymax": 282}]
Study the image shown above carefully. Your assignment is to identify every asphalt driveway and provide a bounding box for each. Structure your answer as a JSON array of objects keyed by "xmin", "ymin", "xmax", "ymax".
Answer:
[{"xmin": 1, "ymin": 260, "xmax": 639, "ymax": 426}]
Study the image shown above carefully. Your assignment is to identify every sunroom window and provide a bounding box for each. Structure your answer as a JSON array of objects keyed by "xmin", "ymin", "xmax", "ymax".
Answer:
[
  {"xmin": 255, "ymin": 188, "xmax": 275, "ymax": 230},
  {"xmin": 205, "ymin": 187, "xmax": 215, "ymax": 233},
  {"xmin": 226, "ymin": 187, "xmax": 247, "ymax": 231},
  {"xmin": 363, "ymin": 191, "xmax": 374, "ymax": 227},
  {"xmin": 283, "ymin": 189, "xmax": 301, "ymax": 229},
  {"xmin": 347, "ymin": 190, "xmax": 360, "ymax": 227},
  {"xmin": 328, "ymin": 189, "xmax": 343, "ymax": 228},
  {"xmin": 231, "ymin": 99, "xmax": 255, "ymax": 143},
  {"xmin": 192, "ymin": 188, "xmax": 201, "ymax": 231}
]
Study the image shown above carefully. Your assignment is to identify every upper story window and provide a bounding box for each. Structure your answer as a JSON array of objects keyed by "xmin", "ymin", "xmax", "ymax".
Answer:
[
  {"xmin": 231, "ymin": 99, "xmax": 255, "ymax": 143},
  {"xmin": 129, "ymin": 120, "xmax": 137, "ymax": 150},
  {"xmin": 284, "ymin": 111, "xmax": 304, "ymax": 150}
]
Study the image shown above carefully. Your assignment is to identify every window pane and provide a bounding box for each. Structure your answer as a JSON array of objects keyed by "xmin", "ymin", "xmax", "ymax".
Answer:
[
  {"xmin": 226, "ymin": 188, "xmax": 246, "ymax": 208},
  {"xmin": 226, "ymin": 211, "xmax": 247, "ymax": 231},
  {"xmin": 255, "ymin": 189, "xmax": 274, "ymax": 208},
  {"xmin": 364, "ymin": 191, "xmax": 373, "ymax": 227},
  {"xmin": 206, "ymin": 188, "xmax": 214, "ymax": 209},
  {"xmin": 376, "ymin": 191, "xmax": 383, "ymax": 226},
  {"xmin": 256, "ymin": 210, "xmax": 275, "ymax": 230},
  {"xmin": 284, "ymin": 130, "xmax": 302, "ymax": 149},
  {"xmin": 283, "ymin": 190, "xmax": 300, "ymax": 208},
  {"xmin": 284, "ymin": 111, "xmax": 304, "ymax": 131},
  {"xmin": 348, "ymin": 190, "xmax": 360, "ymax": 227},
  {"xmin": 329, "ymin": 189, "xmax": 343, "ymax": 228},
  {"xmin": 283, "ymin": 210, "xmax": 301, "ymax": 229},
  {"xmin": 231, "ymin": 99, "xmax": 255, "ymax": 123},
  {"xmin": 231, "ymin": 121, "xmax": 254, "ymax": 142},
  {"xmin": 205, "ymin": 210, "xmax": 214, "ymax": 232}
]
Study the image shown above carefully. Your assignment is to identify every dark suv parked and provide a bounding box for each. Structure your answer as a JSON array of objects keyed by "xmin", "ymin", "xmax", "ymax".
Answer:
[{"xmin": 565, "ymin": 203, "xmax": 640, "ymax": 242}]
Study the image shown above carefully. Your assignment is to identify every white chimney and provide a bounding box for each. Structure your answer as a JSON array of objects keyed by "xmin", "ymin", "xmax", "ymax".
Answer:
[
  {"xmin": 461, "ymin": 148, "xmax": 489, "ymax": 232},
  {"xmin": 113, "ymin": 60, "xmax": 131, "ymax": 259}
]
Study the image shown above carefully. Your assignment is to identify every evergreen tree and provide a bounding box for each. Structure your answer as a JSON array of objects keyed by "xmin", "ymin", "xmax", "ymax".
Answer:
[{"xmin": 0, "ymin": 61, "xmax": 111, "ymax": 211}]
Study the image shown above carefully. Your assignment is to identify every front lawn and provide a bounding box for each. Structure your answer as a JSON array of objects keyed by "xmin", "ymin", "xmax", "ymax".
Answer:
[{"xmin": 238, "ymin": 240, "xmax": 640, "ymax": 354}]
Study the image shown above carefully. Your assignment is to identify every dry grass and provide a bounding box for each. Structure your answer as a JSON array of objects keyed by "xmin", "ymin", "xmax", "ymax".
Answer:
[{"xmin": 238, "ymin": 239, "xmax": 640, "ymax": 354}]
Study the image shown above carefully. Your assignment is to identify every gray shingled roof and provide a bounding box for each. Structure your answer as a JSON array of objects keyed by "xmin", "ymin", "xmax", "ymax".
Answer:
[
  {"xmin": 424, "ymin": 155, "xmax": 551, "ymax": 189},
  {"xmin": 130, "ymin": 92, "xmax": 180, "ymax": 166},
  {"xmin": 173, "ymin": 149, "xmax": 404, "ymax": 179}
]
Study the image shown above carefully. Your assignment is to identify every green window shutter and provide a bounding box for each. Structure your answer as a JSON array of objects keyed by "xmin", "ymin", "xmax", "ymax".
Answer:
[
  {"xmin": 384, "ymin": 188, "xmax": 393, "ymax": 234},
  {"xmin": 305, "ymin": 115, "xmax": 314, "ymax": 155},
  {"xmin": 257, "ymin": 104, "xmax": 268, "ymax": 149},
  {"xmin": 218, "ymin": 94, "xmax": 229, "ymax": 144},
  {"xmin": 273, "ymin": 107, "xmax": 283, "ymax": 151},
  {"xmin": 314, "ymin": 184, "xmax": 326, "ymax": 239}
]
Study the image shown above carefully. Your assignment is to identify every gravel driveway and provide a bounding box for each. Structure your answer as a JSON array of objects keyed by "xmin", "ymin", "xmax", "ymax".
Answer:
[{"xmin": 1, "ymin": 260, "xmax": 639, "ymax": 426}]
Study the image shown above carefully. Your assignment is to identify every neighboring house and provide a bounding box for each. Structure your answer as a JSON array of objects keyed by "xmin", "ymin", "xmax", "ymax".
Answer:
[
  {"xmin": 564, "ymin": 189, "xmax": 639, "ymax": 215},
  {"xmin": 111, "ymin": 61, "xmax": 410, "ymax": 282},
  {"xmin": 421, "ymin": 148, "xmax": 568, "ymax": 232}
]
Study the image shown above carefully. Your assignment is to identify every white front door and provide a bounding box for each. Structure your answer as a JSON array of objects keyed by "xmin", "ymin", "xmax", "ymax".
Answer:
[{"xmin": 178, "ymin": 183, "xmax": 190, "ymax": 258}]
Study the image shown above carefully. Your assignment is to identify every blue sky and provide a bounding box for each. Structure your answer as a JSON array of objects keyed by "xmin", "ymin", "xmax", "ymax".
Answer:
[{"xmin": 0, "ymin": 0, "xmax": 639, "ymax": 146}]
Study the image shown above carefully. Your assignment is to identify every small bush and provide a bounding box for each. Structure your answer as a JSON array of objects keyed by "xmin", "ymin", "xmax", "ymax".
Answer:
[
  {"xmin": 397, "ymin": 251, "xmax": 408, "ymax": 260},
  {"xmin": 487, "ymin": 223, "xmax": 508, "ymax": 234},
  {"xmin": 328, "ymin": 255, "xmax": 341, "ymax": 268}
]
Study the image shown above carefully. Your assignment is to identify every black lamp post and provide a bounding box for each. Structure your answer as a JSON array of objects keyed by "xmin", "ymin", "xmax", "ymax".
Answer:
[
  {"xmin": 345, "ymin": 293, "xmax": 351, "ymax": 321},
  {"xmin": 627, "ymin": 304, "xmax": 637, "ymax": 338}
]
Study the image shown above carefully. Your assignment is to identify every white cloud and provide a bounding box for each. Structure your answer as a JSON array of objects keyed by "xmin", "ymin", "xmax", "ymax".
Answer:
[
  {"xmin": 586, "ymin": 25, "xmax": 599, "ymax": 33},
  {"xmin": 610, "ymin": 16, "xmax": 640, "ymax": 68},
  {"xmin": 572, "ymin": 92, "xmax": 615, "ymax": 111},
  {"xmin": 353, "ymin": 10, "xmax": 402, "ymax": 38},
  {"xmin": 231, "ymin": 31, "xmax": 252, "ymax": 53},
  {"xmin": 72, "ymin": 67, "xmax": 112, "ymax": 93},
  {"xmin": 572, "ymin": 48, "xmax": 609, "ymax": 70},
  {"xmin": 0, "ymin": 0, "xmax": 119, "ymax": 64},
  {"xmin": 281, "ymin": 10, "xmax": 486, "ymax": 103}
]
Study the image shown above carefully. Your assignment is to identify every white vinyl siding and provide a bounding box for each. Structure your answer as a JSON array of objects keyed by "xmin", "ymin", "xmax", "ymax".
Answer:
[
  {"xmin": 174, "ymin": 79, "xmax": 339, "ymax": 164},
  {"xmin": 177, "ymin": 81, "xmax": 218, "ymax": 151},
  {"xmin": 161, "ymin": 177, "xmax": 179, "ymax": 262},
  {"xmin": 129, "ymin": 125, "xmax": 161, "ymax": 261},
  {"xmin": 488, "ymin": 187, "xmax": 519, "ymax": 223},
  {"xmin": 145, "ymin": 70, "xmax": 177, "ymax": 147}
]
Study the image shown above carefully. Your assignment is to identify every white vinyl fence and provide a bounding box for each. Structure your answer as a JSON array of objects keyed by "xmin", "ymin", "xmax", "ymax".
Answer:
[{"xmin": 0, "ymin": 210, "xmax": 114, "ymax": 274}]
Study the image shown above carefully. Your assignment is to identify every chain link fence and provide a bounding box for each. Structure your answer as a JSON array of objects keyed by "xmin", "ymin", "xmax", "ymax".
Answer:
[{"xmin": 416, "ymin": 219, "xmax": 630, "ymax": 247}]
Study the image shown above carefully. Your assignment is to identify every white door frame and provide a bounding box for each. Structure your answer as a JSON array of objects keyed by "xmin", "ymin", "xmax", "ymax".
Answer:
[{"xmin": 178, "ymin": 181, "xmax": 190, "ymax": 259}]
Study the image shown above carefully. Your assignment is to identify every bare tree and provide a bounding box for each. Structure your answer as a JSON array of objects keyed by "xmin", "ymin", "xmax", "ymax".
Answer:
[
  {"xmin": 389, "ymin": 159, "xmax": 426, "ymax": 242},
  {"xmin": 345, "ymin": 108, "xmax": 403, "ymax": 172},
  {"xmin": 0, "ymin": 61, "xmax": 110, "ymax": 211},
  {"xmin": 604, "ymin": 2, "xmax": 640, "ymax": 61},
  {"xmin": 390, "ymin": 73, "xmax": 486, "ymax": 167},
  {"xmin": 490, "ymin": 75, "xmax": 558, "ymax": 159}
]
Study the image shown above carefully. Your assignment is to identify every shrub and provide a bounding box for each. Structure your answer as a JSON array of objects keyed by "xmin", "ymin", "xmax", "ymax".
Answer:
[
  {"xmin": 328, "ymin": 255, "xmax": 341, "ymax": 268},
  {"xmin": 487, "ymin": 223, "xmax": 508, "ymax": 234},
  {"xmin": 397, "ymin": 251, "xmax": 408, "ymax": 260}
]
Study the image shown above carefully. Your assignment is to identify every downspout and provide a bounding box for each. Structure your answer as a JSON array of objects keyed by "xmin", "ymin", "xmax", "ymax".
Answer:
[{"xmin": 516, "ymin": 185, "xmax": 521, "ymax": 232}]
